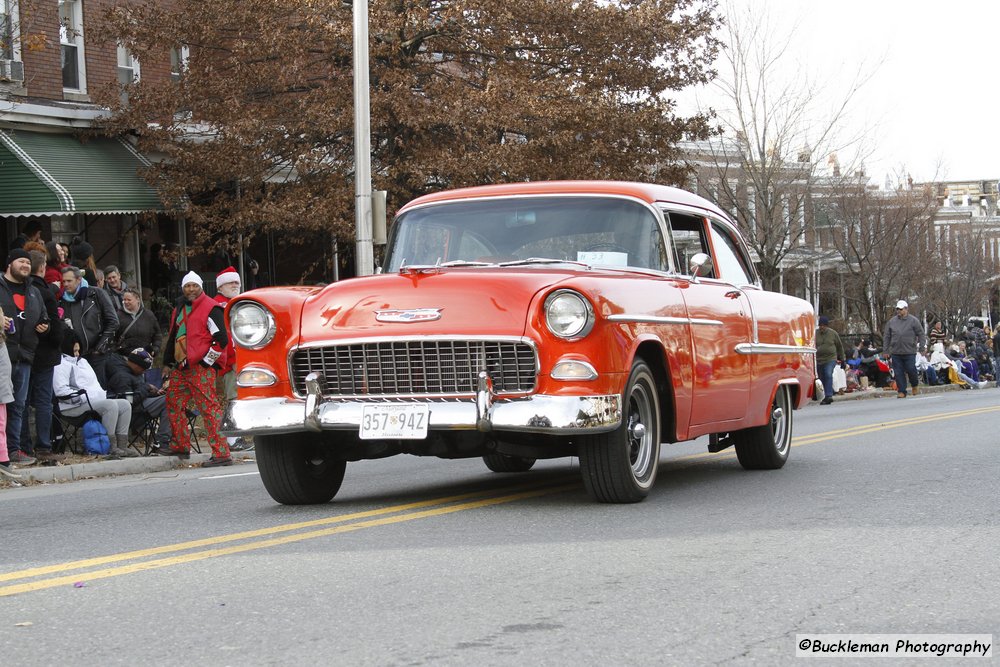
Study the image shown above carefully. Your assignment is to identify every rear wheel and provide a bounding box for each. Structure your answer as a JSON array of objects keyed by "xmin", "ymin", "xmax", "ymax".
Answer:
[
  {"xmin": 733, "ymin": 384, "xmax": 792, "ymax": 469},
  {"xmin": 483, "ymin": 453, "xmax": 536, "ymax": 473},
  {"xmin": 255, "ymin": 432, "xmax": 347, "ymax": 504},
  {"xmin": 579, "ymin": 360, "xmax": 660, "ymax": 503}
]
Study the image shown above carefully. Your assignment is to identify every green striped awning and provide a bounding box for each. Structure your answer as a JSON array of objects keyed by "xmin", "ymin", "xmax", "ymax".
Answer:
[{"xmin": 0, "ymin": 130, "xmax": 164, "ymax": 216}]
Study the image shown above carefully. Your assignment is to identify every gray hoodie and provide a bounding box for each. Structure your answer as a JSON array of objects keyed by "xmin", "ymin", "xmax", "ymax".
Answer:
[{"xmin": 884, "ymin": 314, "xmax": 925, "ymax": 355}]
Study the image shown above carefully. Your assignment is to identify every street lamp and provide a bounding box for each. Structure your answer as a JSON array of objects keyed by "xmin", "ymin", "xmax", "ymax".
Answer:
[{"xmin": 352, "ymin": 0, "xmax": 374, "ymax": 276}]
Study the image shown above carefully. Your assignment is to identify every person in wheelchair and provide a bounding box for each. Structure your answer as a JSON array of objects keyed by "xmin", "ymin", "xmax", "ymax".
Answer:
[
  {"xmin": 105, "ymin": 348, "xmax": 172, "ymax": 451},
  {"xmin": 53, "ymin": 333, "xmax": 136, "ymax": 458}
]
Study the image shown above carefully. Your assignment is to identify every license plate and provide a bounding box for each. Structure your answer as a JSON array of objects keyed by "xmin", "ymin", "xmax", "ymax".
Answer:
[{"xmin": 360, "ymin": 404, "xmax": 430, "ymax": 440}]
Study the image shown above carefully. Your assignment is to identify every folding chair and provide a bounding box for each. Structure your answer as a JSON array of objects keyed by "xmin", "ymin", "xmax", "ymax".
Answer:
[{"xmin": 52, "ymin": 390, "xmax": 102, "ymax": 455}]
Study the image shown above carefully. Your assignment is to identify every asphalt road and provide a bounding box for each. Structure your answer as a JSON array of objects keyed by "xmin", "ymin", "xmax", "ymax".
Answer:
[{"xmin": 1, "ymin": 389, "xmax": 997, "ymax": 665}]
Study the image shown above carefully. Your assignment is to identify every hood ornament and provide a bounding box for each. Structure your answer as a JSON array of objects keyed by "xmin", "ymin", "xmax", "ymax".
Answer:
[{"xmin": 375, "ymin": 308, "xmax": 443, "ymax": 323}]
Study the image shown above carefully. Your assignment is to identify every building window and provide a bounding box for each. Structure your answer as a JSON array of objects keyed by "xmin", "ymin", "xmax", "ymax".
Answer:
[
  {"xmin": 1, "ymin": 0, "xmax": 16, "ymax": 61},
  {"xmin": 169, "ymin": 45, "xmax": 189, "ymax": 83},
  {"xmin": 116, "ymin": 44, "xmax": 139, "ymax": 104},
  {"xmin": 59, "ymin": 0, "xmax": 85, "ymax": 91}
]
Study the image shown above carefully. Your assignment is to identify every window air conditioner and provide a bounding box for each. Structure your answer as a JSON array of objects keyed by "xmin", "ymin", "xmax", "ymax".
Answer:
[{"xmin": 0, "ymin": 59, "xmax": 24, "ymax": 82}]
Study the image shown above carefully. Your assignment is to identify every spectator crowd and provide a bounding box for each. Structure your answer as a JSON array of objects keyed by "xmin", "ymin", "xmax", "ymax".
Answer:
[
  {"xmin": 0, "ymin": 225, "xmax": 248, "ymax": 481},
  {"xmin": 816, "ymin": 302, "xmax": 998, "ymax": 405}
]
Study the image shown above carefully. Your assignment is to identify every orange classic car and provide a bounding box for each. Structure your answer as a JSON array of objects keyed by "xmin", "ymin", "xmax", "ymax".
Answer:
[{"xmin": 222, "ymin": 181, "xmax": 817, "ymax": 504}]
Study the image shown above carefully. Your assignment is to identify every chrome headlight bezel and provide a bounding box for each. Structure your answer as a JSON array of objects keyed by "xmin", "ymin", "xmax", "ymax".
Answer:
[
  {"xmin": 544, "ymin": 289, "xmax": 595, "ymax": 339},
  {"xmin": 230, "ymin": 302, "xmax": 276, "ymax": 350}
]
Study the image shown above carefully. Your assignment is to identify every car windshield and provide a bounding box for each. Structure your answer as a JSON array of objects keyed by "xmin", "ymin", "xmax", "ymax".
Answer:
[{"xmin": 383, "ymin": 196, "xmax": 670, "ymax": 273}]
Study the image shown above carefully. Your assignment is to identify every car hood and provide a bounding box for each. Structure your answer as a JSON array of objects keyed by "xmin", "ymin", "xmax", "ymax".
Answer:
[{"xmin": 299, "ymin": 269, "xmax": 574, "ymax": 340}]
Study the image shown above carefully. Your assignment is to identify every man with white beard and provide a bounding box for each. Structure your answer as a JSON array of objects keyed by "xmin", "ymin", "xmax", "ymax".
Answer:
[{"xmin": 213, "ymin": 267, "xmax": 250, "ymax": 450}]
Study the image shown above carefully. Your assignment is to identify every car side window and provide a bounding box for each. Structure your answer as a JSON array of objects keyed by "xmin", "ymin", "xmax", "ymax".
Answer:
[
  {"xmin": 664, "ymin": 211, "xmax": 715, "ymax": 278},
  {"xmin": 709, "ymin": 222, "xmax": 753, "ymax": 285}
]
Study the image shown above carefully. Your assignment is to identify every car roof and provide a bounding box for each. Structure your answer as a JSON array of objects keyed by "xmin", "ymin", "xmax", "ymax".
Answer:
[{"xmin": 398, "ymin": 181, "xmax": 732, "ymax": 221}]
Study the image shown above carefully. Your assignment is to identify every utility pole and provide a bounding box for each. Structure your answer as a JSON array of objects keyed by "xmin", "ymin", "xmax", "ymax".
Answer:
[{"xmin": 352, "ymin": 0, "xmax": 374, "ymax": 276}]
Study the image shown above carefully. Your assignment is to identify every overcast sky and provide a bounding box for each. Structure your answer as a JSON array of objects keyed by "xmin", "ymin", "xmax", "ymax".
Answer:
[{"xmin": 678, "ymin": 0, "xmax": 999, "ymax": 186}]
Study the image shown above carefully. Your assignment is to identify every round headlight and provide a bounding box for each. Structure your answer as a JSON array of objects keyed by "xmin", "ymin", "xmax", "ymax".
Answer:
[
  {"xmin": 230, "ymin": 302, "xmax": 276, "ymax": 349},
  {"xmin": 544, "ymin": 290, "xmax": 594, "ymax": 339}
]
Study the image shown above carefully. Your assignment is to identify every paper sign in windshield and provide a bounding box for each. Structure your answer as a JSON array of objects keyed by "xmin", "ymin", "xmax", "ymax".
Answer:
[{"xmin": 578, "ymin": 251, "xmax": 628, "ymax": 267}]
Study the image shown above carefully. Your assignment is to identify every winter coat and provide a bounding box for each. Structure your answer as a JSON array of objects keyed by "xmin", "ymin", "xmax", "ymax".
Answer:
[
  {"xmin": 883, "ymin": 314, "xmax": 925, "ymax": 356},
  {"xmin": 0, "ymin": 274, "xmax": 46, "ymax": 364},
  {"xmin": 114, "ymin": 306, "xmax": 162, "ymax": 356},
  {"xmin": 105, "ymin": 353, "xmax": 153, "ymax": 403},
  {"xmin": 53, "ymin": 354, "xmax": 107, "ymax": 411},
  {"xmin": 815, "ymin": 326, "xmax": 845, "ymax": 365},
  {"xmin": 28, "ymin": 274, "xmax": 64, "ymax": 371},
  {"xmin": 60, "ymin": 285, "xmax": 119, "ymax": 356},
  {"xmin": 0, "ymin": 343, "xmax": 14, "ymax": 404}
]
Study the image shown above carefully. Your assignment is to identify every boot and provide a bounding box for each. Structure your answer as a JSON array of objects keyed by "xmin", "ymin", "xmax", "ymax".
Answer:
[{"xmin": 114, "ymin": 434, "xmax": 140, "ymax": 458}]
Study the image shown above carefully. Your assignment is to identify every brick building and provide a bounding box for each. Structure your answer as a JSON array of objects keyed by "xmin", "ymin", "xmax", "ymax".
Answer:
[{"xmin": 0, "ymin": 0, "xmax": 185, "ymax": 296}]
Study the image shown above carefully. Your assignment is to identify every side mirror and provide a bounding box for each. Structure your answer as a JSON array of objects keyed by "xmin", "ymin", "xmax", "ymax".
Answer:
[
  {"xmin": 372, "ymin": 190, "xmax": 387, "ymax": 245},
  {"xmin": 689, "ymin": 252, "xmax": 713, "ymax": 278}
]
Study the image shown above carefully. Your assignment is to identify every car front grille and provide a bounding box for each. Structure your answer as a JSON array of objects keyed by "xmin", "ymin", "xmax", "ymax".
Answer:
[{"xmin": 290, "ymin": 339, "xmax": 537, "ymax": 397}]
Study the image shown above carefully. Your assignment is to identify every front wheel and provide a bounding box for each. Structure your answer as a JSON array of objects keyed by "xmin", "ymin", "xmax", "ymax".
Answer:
[
  {"xmin": 733, "ymin": 384, "xmax": 793, "ymax": 469},
  {"xmin": 578, "ymin": 360, "xmax": 661, "ymax": 503},
  {"xmin": 255, "ymin": 432, "xmax": 347, "ymax": 505}
]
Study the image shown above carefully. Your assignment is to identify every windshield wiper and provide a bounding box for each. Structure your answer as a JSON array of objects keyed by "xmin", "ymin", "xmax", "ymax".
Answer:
[
  {"xmin": 438, "ymin": 260, "xmax": 497, "ymax": 268},
  {"xmin": 498, "ymin": 257, "xmax": 592, "ymax": 269}
]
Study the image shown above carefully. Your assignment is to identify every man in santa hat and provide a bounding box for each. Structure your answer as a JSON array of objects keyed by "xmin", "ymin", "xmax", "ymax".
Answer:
[
  {"xmin": 157, "ymin": 270, "xmax": 232, "ymax": 466},
  {"xmin": 213, "ymin": 266, "xmax": 250, "ymax": 451}
]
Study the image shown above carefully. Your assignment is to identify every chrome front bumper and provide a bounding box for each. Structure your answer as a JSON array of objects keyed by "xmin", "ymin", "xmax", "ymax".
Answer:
[{"xmin": 220, "ymin": 393, "xmax": 621, "ymax": 438}]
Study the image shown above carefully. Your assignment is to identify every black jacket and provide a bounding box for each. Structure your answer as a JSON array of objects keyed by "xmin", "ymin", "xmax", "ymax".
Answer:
[
  {"xmin": 114, "ymin": 306, "xmax": 163, "ymax": 356},
  {"xmin": 60, "ymin": 285, "xmax": 119, "ymax": 356},
  {"xmin": 27, "ymin": 275, "xmax": 64, "ymax": 370},
  {"xmin": 106, "ymin": 353, "xmax": 154, "ymax": 403},
  {"xmin": 0, "ymin": 274, "xmax": 46, "ymax": 364}
]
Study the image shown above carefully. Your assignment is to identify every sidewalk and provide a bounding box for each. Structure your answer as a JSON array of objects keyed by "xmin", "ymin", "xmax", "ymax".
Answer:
[
  {"xmin": 814, "ymin": 380, "xmax": 988, "ymax": 404},
  {"xmin": 1, "ymin": 450, "xmax": 257, "ymax": 487}
]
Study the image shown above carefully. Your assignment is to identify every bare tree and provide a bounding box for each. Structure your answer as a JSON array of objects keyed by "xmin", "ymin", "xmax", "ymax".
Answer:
[
  {"xmin": 921, "ymin": 219, "xmax": 997, "ymax": 339},
  {"xmin": 97, "ymin": 0, "xmax": 722, "ymax": 277},
  {"xmin": 817, "ymin": 177, "xmax": 937, "ymax": 342},
  {"xmin": 688, "ymin": 1, "xmax": 877, "ymax": 291}
]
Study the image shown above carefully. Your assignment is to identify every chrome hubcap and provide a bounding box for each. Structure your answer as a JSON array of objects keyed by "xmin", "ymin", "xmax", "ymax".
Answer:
[{"xmin": 628, "ymin": 385, "xmax": 653, "ymax": 478}]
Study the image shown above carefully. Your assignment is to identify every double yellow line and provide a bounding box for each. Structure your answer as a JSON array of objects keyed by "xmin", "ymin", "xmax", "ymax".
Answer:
[
  {"xmin": 4, "ymin": 403, "xmax": 995, "ymax": 596},
  {"xmin": 0, "ymin": 479, "xmax": 577, "ymax": 597}
]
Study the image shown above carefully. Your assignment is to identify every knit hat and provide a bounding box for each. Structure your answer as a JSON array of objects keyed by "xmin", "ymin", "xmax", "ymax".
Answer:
[
  {"xmin": 181, "ymin": 270, "xmax": 203, "ymax": 288},
  {"xmin": 818, "ymin": 316, "xmax": 830, "ymax": 326},
  {"xmin": 126, "ymin": 348, "xmax": 153, "ymax": 370},
  {"xmin": 70, "ymin": 238, "xmax": 94, "ymax": 261},
  {"xmin": 6, "ymin": 248, "xmax": 30, "ymax": 267},
  {"xmin": 216, "ymin": 266, "xmax": 240, "ymax": 288}
]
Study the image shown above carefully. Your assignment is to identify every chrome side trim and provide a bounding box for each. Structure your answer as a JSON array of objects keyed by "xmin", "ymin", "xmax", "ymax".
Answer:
[
  {"xmin": 735, "ymin": 343, "xmax": 817, "ymax": 355},
  {"xmin": 221, "ymin": 394, "xmax": 623, "ymax": 437},
  {"xmin": 607, "ymin": 314, "xmax": 723, "ymax": 327}
]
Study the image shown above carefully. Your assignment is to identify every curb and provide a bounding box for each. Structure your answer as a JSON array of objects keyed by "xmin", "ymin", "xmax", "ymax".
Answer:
[
  {"xmin": 814, "ymin": 381, "xmax": 990, "ymax": 404},
  {"xmin": 5, "ymin": 450, "xmax": 257, "ymax": 485}
]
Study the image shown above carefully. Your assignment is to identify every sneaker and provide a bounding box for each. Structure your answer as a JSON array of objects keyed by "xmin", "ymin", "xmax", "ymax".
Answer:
[
  {"xmin": 153, "ymin": 447, "xmax": 190, "ymax": 459},
  {"xmin": 229, "ymin": 437, "xmax": 254, "ymax": 452},
  {"xmin": 34, "ymin": 450, "xmax": 67, "ymax": 462},
  {"xmin": 0, "ymin": 463, "xmax": 22, "ymax": 480},
  {"xmin": 820, "ymin": 397, "xmax": 833, "ymax": 405},
  {"xmin": 202, "ymin": 456, "xmax": 233, "ymax": 468},
  {"xmin": 8, "ymin": 451, "xmax": 36, "ymax": 466}
]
